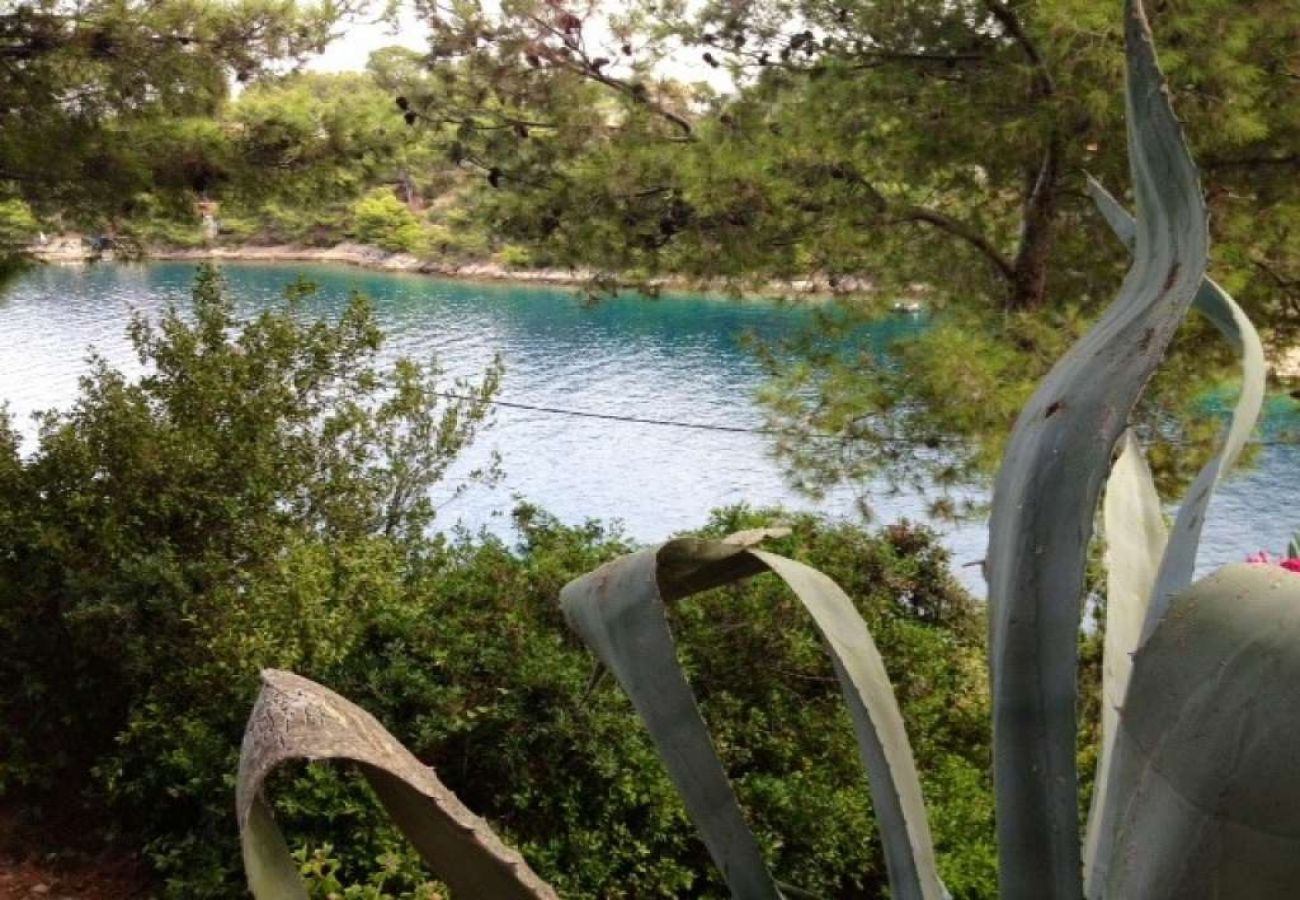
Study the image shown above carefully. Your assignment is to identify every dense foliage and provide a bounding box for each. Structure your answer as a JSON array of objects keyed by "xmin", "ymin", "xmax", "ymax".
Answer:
[
  {"xmin": 120, "ymin": 59, "xmax": 497, "ymax": 258},
  {"xmin": 0, "ymin": 271, "xmax": 997, "ymax": 897},
  {"xmin": 0, "ymin": 267, "xmax": 499, "ymax": 890},
  {"xmin": 0, "ymin": 0, "xmax": 358, "ymax": 226},
  {"xmin": 9, "ymin": 53, "xmax": 517, "ymax": 265},
  {"xmin": 404, "ymin": 0, "xmax": 1298, "ymax": 317}
]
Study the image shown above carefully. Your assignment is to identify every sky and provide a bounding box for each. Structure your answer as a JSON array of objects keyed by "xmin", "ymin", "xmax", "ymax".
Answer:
[
  {"xmin": 308, "ymin": 7, "xmax": 429, "ymax": 73},
  {"xmin": 305, "ymin": 2, "xmax": 734, "ymax": 92}
]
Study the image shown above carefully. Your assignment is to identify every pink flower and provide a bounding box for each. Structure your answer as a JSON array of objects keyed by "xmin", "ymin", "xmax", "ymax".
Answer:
[{"xmin": 1247, "ymin": 550, "xmax": 1300, "ymax": 575}]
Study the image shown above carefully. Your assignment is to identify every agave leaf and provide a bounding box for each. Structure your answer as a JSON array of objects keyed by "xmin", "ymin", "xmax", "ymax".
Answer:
[
  {"xmin": 560, "ymin": 541, "xmax": 778, "ymax": 899},
  {"xmin": 1085, "ymin": 176, "xmax": 1267, "ymax": 639},
  {"xmin": 1098, "ymin": 564, "xmax": 1300, "ymax": 897},
  {"xmin": 984, "ymin": 1, "xmax": 1208, "ymax": 894},
  {"xmin": 1082, "ymin": 180, "xmax": 1265, "ymax": 898},
  {"xmin": 1083, "ymin": 432, "xmax": 1166, "ymax": 894},
  {"xmin": 749, "ymin": 550, "xmax": 947, "ymax": 900},
  {"xmin": 237, "ymin": 670, "xmax": 558, "ymax": 900},
  {"xmin": 559, "ymin": 535, "xmax": 946, "ymax": 900}
]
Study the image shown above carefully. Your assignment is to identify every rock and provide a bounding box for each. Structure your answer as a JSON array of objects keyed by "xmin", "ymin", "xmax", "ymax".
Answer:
[{"xmin": 1272, "ymin": 344, "xmax": 1300, "ymax": 383}]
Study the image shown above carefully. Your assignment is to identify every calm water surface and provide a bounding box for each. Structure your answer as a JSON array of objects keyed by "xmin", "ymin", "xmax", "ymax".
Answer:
[{"xmin": 2, "ymin": 261, "xmax": 1295, "ymax": 594}]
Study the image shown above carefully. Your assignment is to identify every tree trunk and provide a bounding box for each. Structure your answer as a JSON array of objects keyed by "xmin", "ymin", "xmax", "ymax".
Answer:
[{"xmin": 1006, "ymin": 135, "xmax": 1061, "ymax": 311}]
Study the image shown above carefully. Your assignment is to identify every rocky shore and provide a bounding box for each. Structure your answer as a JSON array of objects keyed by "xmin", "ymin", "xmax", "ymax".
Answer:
[
  {"xmin": 29, "ymin": 235, "xmax": 607, "ymax": 287},
  {"xmin": 27, "ymin": 235, "xmax": 865, "ymax": 298}
]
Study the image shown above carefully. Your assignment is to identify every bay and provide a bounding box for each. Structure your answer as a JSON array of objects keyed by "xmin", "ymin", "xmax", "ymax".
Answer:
[{"xmin": 1, "ymin": 261, "xmax": 1294, "ymax": 595}]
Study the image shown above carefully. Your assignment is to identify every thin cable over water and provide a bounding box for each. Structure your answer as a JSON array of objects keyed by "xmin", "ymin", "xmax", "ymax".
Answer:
[{"xmin": 432, "ymin": 392, "xmax": 1298, "ymax": 446}]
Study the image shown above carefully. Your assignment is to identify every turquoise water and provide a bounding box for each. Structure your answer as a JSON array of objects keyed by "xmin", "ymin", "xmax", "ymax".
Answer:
[{"xmin": 2, "ymin": 261, "xmax": 1296, "ymax": 593}]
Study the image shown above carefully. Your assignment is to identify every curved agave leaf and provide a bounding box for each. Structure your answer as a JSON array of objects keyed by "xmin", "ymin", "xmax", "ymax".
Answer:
[
  {"xmin": 984, "ymin": 1, "xmax": 1208, "ymax": 894},
  {"xmin": 237, "ymin": 670, "xmax": 558, "ymax": 900},
  {"xmin": 559, "ymin": 534, "xmax": 946, "ymax": 900},
  {"xmin": 1098, "ymin": 564, "xmax": 1300, "ymax": 897},
  {"xmin": 1085, "ymin": 177, "xmax": 1267, "ymax": 639},
  {"xmin": 1083, "ymin": 432, "xmax": 1167, "ymax": 894},
  {"xmin": 1082, "ymin": 182, "xmax": 1265, "ymax": 898}
]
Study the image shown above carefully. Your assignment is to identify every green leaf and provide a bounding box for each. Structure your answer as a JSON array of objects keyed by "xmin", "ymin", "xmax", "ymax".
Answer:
[
  {"xmin": 1083, "ymin": 176, "xmax": 1266, "ymax": 896},
  {"xmin": 1081, "ymin": 170, "xmax": 1263, "ymax": 894},
  {"xmin": 1098, "ymin": 564, "xmax": 1300, "ymax": 896},
  {"xmin": 236, "ymin": 670, "xmax": 558, "ymax": 900},
  {"xmin": 984, "ymin": 1, "xmax": 1208, "ymax": 894},
  {"xmin": 1084, "ymin": 176, "xmax": 1267, "ymax": 639},
  {"xmin": 559, "ymin": 533, "xmax": 946, "ymax": 900},
  {"xmin": 1084, "ymin": 431, "xmax": 1166, "ymax": 894}
]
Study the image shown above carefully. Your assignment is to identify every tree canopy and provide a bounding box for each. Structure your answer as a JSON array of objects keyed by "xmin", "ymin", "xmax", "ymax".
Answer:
[
  {"xmin": 403, "ymin": 0, "xmax": 1297, "ymax": 315},
  {"xmin": 0, "ymin": 0, "xmax": 358, "ymax": 232},
  {"xmin": 386, "ymin": 0, "xmax": 1298, "ymax": 492}
]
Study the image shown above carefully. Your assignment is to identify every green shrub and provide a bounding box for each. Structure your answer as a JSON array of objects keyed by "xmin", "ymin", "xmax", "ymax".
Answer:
[
  {"xmin": 253, "ymin": 200, "xmax": 350, "ymax": 246},
  {"xmin": 0, "ymin": 198, "xmax": 40, "ymax": 250},
  {"xmin": 430, "ymin": 207, "xmax": 491, "ymax": 259},
  {"xmin": 493, "ymin": 243, "xmax": 534, "ymax": 269},
  {"xmin": 0, "ymin": 267, "xmax": 500, "ymax": 894},
  {"xmin": 215, "ymin": 215, "xmax": 259, "ymax": 243},
  {"xmin": 121, "ymin": 215, "xmax": 206, "ymax": 249},
  {"xmin": 351, "ymin": 191, "xmax": 427, "ymax": 254}
]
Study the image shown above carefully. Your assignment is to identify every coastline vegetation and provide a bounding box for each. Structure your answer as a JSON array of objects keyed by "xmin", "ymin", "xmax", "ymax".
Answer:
[
  {"xmin": 230, "ymin": 10, "xmax": 1299, "ymax": 897},
  {"xmin": 4, "ymin": 0, "xmax": 1295, "ymax": 496},
  {"xmin": 0, "ymin": 269, "xmax": 1000, "ymax": 897},
  {"xmin": 0, "ymin": 0, "xmax": 1296, "ymax": 894}
]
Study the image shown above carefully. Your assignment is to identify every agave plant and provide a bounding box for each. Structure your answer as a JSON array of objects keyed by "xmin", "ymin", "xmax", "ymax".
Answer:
[{"xmin": 236, "ymin": 2, "xmax": 1300, "ymax": 897}]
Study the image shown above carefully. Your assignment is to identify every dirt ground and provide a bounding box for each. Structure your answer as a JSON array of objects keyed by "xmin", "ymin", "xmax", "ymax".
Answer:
[{"xmin": 0, "ymin": 808, "xmax": 147, "ymax": 900}]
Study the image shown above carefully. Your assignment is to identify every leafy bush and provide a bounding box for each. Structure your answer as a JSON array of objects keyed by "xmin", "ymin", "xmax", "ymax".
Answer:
[
  {"xmin": 0, "ymin": 267, "xmax": 500, "ymax": 892},
  {"xmin": 428, "ymin": 207, "xmax": 491, "ymax": 259},
  {"xmin": 351, "ymin": 191, "xmax": 427, "ymax": 254},
  {"xmin": 121, "ymin": 216, "xmax": 207, "ymax": 249},
  {"xmin": 0, "ymin": 269, "xmax": 994, "ymax": 898},
  {"xmin": 0, "ymin": 198, "xmax": 40, "ymax": 250},
  {"xmin": 493, "ymin": 243, "xmax": 534, "ymax": 269},
  {"xmin": 255, "ymin": 200, "xmax": 351, "ymax": 246},
  {"xmin": 214, "ymin": 215, "xmax": 259, "ymax": 243}
]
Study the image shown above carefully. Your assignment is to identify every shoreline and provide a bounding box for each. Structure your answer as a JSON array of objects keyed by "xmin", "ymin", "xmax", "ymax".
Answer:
[
  {"xmin": 28, "ymin": 236, "xmax": 864, "ymax": 301},
  {"xmin": 23, "ymin": 236, "xmax": 1300, "ymax": 382}
]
